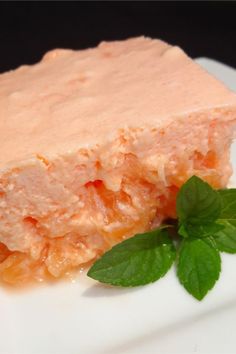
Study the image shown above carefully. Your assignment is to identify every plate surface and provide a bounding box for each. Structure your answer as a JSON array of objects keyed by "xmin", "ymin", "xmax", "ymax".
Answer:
[{"xmin": 0, "ymin": 58, "xmax": 236, "ymax": 354}]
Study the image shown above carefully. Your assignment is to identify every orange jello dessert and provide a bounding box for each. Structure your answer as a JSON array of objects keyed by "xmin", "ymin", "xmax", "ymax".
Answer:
[{"xmin": 0, "ymin": 37, "xmax": 235, "ymax": 285}]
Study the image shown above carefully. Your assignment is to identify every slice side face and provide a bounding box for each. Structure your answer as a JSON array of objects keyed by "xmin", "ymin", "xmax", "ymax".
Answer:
[{"xmin": 0, "ymin": 116, "xmax": 234, "ymax": 285}]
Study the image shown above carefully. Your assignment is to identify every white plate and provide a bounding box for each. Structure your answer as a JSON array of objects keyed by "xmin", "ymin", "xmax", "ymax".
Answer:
[{"xmin": 1, "ymin": 58, "xmax": 236, "ymax": 354}]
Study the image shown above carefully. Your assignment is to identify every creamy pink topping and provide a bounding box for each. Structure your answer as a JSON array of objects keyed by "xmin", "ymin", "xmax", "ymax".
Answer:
[{"xmin": 0, "ymin": 36, "xmax": 236, "ymax": 167}]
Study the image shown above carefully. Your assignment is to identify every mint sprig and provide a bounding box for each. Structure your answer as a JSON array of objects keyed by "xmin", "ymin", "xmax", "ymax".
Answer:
[{"xmin": 87, "ymin": 176, "xmax": 236, "ymax": 301}]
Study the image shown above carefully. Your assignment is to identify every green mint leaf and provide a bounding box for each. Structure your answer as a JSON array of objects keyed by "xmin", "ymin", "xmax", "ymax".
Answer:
[
  {"xmin": 214, "ymin": 221, "xmax": 236, "ymax": 253},
  {"xmin": 213, "ymin": 189, "xmax": 236, "ymax": 253},
  {"xmin": 177, "ymin": 238, "xmax": 221, "ymax": 300},
  {"xmin": 201, "ymin": 236, "xmax": 218, "ymax": 249},
  {"xmin": 184, "ymin": 222, "xmax": 224, "ymax": 238},
  {"xmin": 218, "ymin": 189, "xmax": 236, "ymax": 227},
  {"xmin": 176, "ymin": 176, "xmax": 221, "ymax": 225},
  {"xmin": 87, "ymin": 228, "xmax": 176, "ymax": 287}
]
